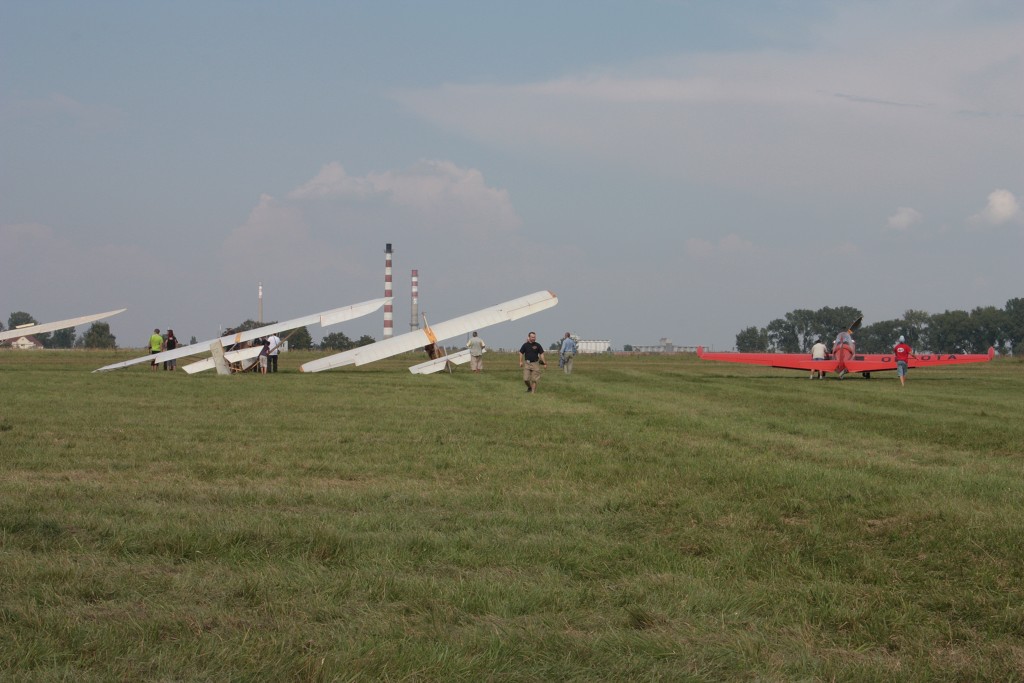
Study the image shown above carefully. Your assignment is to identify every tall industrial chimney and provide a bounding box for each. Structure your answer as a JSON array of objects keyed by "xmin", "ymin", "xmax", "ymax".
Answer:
[
  {"xmin": 258, "ymin": 282, "xmax": 263, "ymax": 323},
  {"xmin": 383, "ymin": 244, "xmax": 393, "ymax": 338},
  {"xmin": 409, "ymin": 269, "xmax": 420, "ymax": 331}
]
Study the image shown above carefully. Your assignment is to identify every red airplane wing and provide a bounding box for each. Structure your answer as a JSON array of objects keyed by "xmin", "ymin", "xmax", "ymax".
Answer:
[
  {"xmin": 845, "ymin": 347, "xmax": 995, "ymax": 373},
  {"xmin": 697, "ymin": 346, "xmax": 995, "ymax": 374},
  {"xmin": 696, "ymin": 347, "xmax": 840, "ymax": 372}
]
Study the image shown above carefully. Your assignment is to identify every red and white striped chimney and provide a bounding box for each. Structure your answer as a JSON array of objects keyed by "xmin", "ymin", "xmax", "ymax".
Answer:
[
  {"xmin": 410, "ymin": 269, "xmax": 419, "ymax": 331},
  {"xmin": 383, "ymin": 243, "xmax": 393, "ymax": 339}
]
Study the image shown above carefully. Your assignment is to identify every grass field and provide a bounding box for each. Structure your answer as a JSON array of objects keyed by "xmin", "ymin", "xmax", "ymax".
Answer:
[{"xmin": 2, "ymin": 348, "xmax": 1023, "ymax": 681}]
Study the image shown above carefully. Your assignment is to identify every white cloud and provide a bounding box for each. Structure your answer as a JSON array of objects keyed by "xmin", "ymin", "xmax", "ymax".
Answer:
[
  {"xmin": 287, "ymin": 163, "xmax": 374, "ymax": 200},
  {"xmin": 392, "ymin": 14, "xmax": 1023, "ymax": 211},
  {"xmin": 218, "ymin": 160, "xmax": 528, "ymax": 309},
  {"xmin": 685, "ymin": 237, "xmax": 714, "ymax": 259},
  {"xmin": 887, "ymin": 206, "xmax": 923, "ymax": 231},
  {"xmin": 831, "ymin": 242, "xmax": 861, "ymax": 258},
  {"xmin": 971, "ymin": 188, "xmax": 1020, "ymax": 226},
  {"xmin": 685, "ymin": 234, "xmax": 754, "ymax": 258},
  {"xmin": 221, "ymin": 194, "xmax": 347, "ymax": 283},
  {"xmin": 288, "ymin": 160, "xmax": 521, "ymax": 234},
  {"xmin": 1, "ymin": 92, "xmax": 121, "ymax": 127}
]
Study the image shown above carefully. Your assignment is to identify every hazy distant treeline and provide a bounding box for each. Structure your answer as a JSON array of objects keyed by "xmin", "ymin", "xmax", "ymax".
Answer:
[{"xmin": 735, "ymin": 298, "xmax": 1023, "ymax": 355}]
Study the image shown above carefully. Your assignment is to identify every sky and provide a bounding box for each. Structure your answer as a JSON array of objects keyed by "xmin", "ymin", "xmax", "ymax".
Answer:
[{"xmin": 2, "ymin": 0, "xmax": 1022, "ymax": 352}]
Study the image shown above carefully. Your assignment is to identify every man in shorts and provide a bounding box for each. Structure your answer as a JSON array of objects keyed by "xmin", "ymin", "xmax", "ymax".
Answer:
[
  {"xmin": 894, "ymin": 335, "xmax": 912, "ymax": 387},
  {"xmin": 519, "ymin": 331, "xmax": 547, "ymax": 393}
]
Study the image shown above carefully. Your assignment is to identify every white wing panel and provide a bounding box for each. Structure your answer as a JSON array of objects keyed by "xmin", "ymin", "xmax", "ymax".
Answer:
[
  {"xmin": 0, "ymin": 308, "xmax": 126, "ymax": 342},
  {"xmin": 408, "ymin": 349, "xmax": 473, "ymax": 374}
]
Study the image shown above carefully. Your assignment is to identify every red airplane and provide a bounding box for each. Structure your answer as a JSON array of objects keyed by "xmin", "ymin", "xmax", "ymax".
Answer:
[{"xmin": 697, "ymin": 316, "xmax": 996, "ymax": 379}]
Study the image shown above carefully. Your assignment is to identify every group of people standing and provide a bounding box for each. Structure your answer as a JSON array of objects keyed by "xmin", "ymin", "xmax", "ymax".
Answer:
[
  {"xmin": 255, "ymin": 334, "xmax": 282, "ymax": 375},
  {"xmin": 809, "ymin": 332, "xmax": 914, "ymax": 385},
  {"xmin": 149, "ymin": 328, "xmax": 179, "ymax": 371},
  {"xmin": 148, "ymin": 328, "xmax": 282, "ymax": 374}
]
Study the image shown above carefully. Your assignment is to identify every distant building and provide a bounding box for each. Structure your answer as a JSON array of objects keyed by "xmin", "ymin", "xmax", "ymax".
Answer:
[
  {"xmin": 3, "ymin": 335, "xmax": 45, "ymax": 350},
  {"xmin": 632, "ymin": 337, "xmax": 695, "ymax": 354},
  {"xmin": 576, "ymin": 339, "xmax": 611, "ymax": 354}
]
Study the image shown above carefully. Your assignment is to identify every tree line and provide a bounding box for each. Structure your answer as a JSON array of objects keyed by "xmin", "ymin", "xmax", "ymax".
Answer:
[{"xmin": 735, "ymin": 298, "xmax": 1024, "ymax": 354}]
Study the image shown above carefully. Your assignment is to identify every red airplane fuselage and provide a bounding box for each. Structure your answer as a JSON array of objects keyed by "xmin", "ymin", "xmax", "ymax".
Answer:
[{"xmin": 832, "ymin": 341, "xmax": 855, "ymax": 376}]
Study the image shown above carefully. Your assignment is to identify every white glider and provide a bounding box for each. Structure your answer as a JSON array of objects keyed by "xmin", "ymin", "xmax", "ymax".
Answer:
[
  {"xmin": 94, "ymin": 298, "xmax": 389, "ymax": 373},
  {"xmin": 0, "ymin": 308, "xmax": 126, "ymax": 342},
  {"xmin": 408, "ymin": 348, "xmax": 473, "ymax": 374},
  {"xmin": 300, "ymin": 290, "xmax": 558, "ymax": 373}
]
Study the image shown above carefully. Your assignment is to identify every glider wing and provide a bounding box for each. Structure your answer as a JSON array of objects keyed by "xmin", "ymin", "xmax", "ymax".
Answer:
[
  {"xmin": 94, "ymin": 298, "xmax": 389, "ymax": 372},
  {"xmin": 0, "ymin": 308, "xmax": 126, "ymax": 342},
  {"xmin": 301, "ymin": 290, "xmax": 558, "ymax": 373}
]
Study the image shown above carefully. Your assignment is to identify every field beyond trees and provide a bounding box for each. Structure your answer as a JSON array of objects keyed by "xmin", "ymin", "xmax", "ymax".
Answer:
[{"xmin": 2, "ymin": 349, "xmax": 1023, "ymax": 681}]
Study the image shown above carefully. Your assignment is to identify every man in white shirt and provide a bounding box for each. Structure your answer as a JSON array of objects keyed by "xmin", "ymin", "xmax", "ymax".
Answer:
[
  {"xmin": 466, "ymin": 331, "xmax": 486, "ymax": 372},
  {"xmin": 266, "ymin": 333, "xmax": 282, "ymax": 373},
  {"xmin": 810, "ymin": 337, "xmax": 828, "ymax": 379}
]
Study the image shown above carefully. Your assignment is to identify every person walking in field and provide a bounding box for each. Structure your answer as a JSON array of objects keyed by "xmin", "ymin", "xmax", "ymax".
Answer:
[
  {"xmin": 559, "ymin": 332, "xmax": 577, "ymax": 375},
  {"xmin": 519, "ymin": 331, "xmax": 546, "ymax": 393},
  {"xmin": 467, "ymin": 331, "xmax": 486, "ymax": 372},
  {"xmin": 894, "ymin": 335, "xmax": 912, "ymax": 386}
]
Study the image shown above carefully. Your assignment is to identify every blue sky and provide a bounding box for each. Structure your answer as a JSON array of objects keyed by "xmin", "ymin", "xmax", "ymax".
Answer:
[{"xmin": 2, "ymin": 1, "xmax": 1021, "ymax": 352}]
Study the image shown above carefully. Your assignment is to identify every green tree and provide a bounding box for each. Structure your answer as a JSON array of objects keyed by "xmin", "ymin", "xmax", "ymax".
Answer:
[
  {"xmin": 766, "ymin": 318, "xmax": 799, "ymax": 353},
  {"xmin": 928, "ymin": 309, "xmax": 973, "ymax": 353},
  {"xmin": 7, "ymin": 311, "xmax": 35, "ymax": 329},
  {"xmin": 322, "ymin": 331, "xmax": 354, "ymax": 351},
  {"xmin": 46, "ymin": 327, "xmax": 78, "ymax": 349},
  {"xmin": 1004, "ymin": 298, "xmax": 1024, "ymax": 354},
  {"xmin": 82, "ymin": 322, "xmax": 117, "ymax": 349},
  {"xmin": 355, "ymin": 335, "xmax": 375, "ymax": 347},
  {"xmin": 7, "ymin": 311, "xmax": 50, "ymax": 346},
  {"xmin": 783, "ymin": 309, "xmax": 817, "ymax": 352},
  {"xmin": 901, "ymin": 309, "xmax": 931, "ymax": 351},
  {"xmin": 814, "ymin": 306, "xmax": 863, "ymax": 342},
  {"xmin": 735, "ymin": 326, "xmax": 768, "ymax": 352},
  {"xmin": 284, "ymin": 327, "xmax": 313, "ymax": 350},
  {"xmin": 857, "ymin": 319, "xmax": 903, "ymax": 354},
  {"xmin": 224, "ymin": 319, "xmax": 265, "ymax": 334},
  {"xmin": 623, "ymin": 344, "xmax": 633, "ymax": 352},
  {"xmin": 967, "ymin": 306, "xmax": 1007, "ymax": 353}
]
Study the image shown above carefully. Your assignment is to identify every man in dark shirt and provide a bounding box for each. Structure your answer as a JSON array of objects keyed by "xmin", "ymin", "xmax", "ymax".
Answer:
[{"xmin": 518, "ymin": 331, "xmax": 547, "ymax": 393}]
